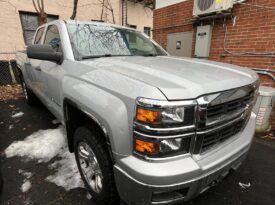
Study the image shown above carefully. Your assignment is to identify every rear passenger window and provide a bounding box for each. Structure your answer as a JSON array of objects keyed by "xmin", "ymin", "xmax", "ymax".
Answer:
[
  {"xmin": 44, "ymin": 25, "xmax": 62, "ymax": 52},
  {"xmin": 34, "ymin": 27, "xmax": 44, "ymax": 44}
]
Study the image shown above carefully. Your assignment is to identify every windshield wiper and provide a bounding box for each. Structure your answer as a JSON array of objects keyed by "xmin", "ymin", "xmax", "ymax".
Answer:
[
  {"xmin": 81, "ymin": 54, "xmax": 132, "ymax": 60},
  {"xmin": 81, "ymin": 54, "xmax": 112, "ymax": 59}
]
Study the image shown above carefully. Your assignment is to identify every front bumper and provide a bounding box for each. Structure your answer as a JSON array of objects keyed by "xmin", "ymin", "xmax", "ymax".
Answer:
[{"xmin": 114, "ymin": 113, "xmax": 256, "ymax": 205}]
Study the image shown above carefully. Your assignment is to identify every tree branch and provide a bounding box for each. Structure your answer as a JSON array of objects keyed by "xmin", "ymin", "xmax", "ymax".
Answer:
[
  {"xmin": 100, "ymin": 0, "xmax": 105, "ymax": 20},
  {"xmin": 41, "ymin": 0, "xmax": 44, "ymax": 11},
  {"xmin": 37, "ymin": 0, "xmax": 42, "ymax": 12},
  {"xmin": 32, "ymin": 0, "xmax": 39, "ymax": 13},
  {"xmin": 70, "ymin": 0, "xmax": 79, "ymax": 20}
]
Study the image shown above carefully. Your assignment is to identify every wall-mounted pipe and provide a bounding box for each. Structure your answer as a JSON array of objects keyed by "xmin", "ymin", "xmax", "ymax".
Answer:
[{"xmin": 252, "ymin": 69, "xmax": 275, "ymax": 81}]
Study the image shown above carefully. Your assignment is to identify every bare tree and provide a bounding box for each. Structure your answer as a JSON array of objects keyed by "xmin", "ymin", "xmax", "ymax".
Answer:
[
  {"xmin": 71, "ymin": 0, "xmax": 79, "ymax": 20},
  {"xmin": 100, "ymin": 0, "xmax": 106, "ymax": 21},
  {"xmin": 106, "ymin": 0, "xmax": 115, "ymax": 24},
  {"xmin": 98, "ymin": 0, "xmax": 116, "ymax": 24},
  {"xmin": 69, "ymin": 0, "xmax": 116, "ymax": 23},
  {"xmin": 32, "ymin": 0, "xmax": 47, "ymax": 25}
]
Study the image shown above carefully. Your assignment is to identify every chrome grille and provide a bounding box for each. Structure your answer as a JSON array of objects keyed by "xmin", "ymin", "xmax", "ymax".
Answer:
[
  {"xmin": 195, "ymin": 85, "xmax": 256, "ymax": 154},
  {"xmin": 207, "ymin": 91, "xmax": 254, "ymax": 120},
  {"xmin": 200, "ymin": 119, "xmax": 244, "ymax": 153}
]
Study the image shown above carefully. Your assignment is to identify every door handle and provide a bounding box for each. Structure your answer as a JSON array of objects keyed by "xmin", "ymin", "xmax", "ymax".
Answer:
[{"xmin": 34, "ymin": 67, "xmax": 41, "ymax": 72}]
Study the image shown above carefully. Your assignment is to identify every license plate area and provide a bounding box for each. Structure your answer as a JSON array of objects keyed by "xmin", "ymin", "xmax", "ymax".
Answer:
[{"xmin": 199, "ymin": 169, "xmax": 230, "ymax": 194}]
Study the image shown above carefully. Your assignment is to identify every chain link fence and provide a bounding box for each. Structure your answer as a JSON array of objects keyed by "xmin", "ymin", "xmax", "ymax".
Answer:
[{"xmin": 0, "ymin": 53, "xmax": 20, "ymax": 85}]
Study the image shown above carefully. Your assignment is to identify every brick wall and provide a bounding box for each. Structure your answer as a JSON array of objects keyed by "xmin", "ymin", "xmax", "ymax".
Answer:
[{"xmin": 153, "ymin": 0, "xmax": 275, "ymax": 130}]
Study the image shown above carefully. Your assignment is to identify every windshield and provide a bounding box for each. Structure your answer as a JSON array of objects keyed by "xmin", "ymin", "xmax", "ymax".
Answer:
[{"xmin": 66, "ymin": 24, "xmax": 167, "ymax": 60}]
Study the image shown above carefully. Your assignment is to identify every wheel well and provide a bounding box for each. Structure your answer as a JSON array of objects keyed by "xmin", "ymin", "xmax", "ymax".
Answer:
[{"xmin": 63, "ymin": 99, "xmax": 109, "ymax": 154}]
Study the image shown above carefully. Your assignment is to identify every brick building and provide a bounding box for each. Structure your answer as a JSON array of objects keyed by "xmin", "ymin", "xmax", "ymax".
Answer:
[{"xmin": 153, "ymin": 0, "xmax": 274, "ymax": 131}]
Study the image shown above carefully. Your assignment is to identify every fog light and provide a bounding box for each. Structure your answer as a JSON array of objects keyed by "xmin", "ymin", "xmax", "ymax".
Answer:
[{"xmin": 135, "ymin": 139, "xmax": 159, "ymax": 155}]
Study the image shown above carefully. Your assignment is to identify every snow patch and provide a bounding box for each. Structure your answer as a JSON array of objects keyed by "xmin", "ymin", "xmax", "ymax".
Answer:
[
  {"xmin": 19, "ymin": 169, "xmax": 32, "ymax": 193},
  {"xmin": 18, "ymin": 169, "xmax": 32, "ymax": 179},
  {"xmin": 11, "ymin": 112, "xmax": 24, "ymax": 118},
  {"xmin": 46, "ymin": 148, "xmax": 84, "ymax": 191},
  {"xmin": 5, "ymin": 126, "xmax": 83, "ymax": 191},
  {"xmin": 5, "ymin": 126, "xmax": 66, "ymax": 163},
  {"xmin": 239, "ymin": 182, "xmax": 251, "ymax": 189},
  {"xmin": 21, "ymin": 180, "xmax": 32, "ymax": 193},
  {"xmin": 8, "ymin": 124, "xmax": 14, "ymax": 130}
]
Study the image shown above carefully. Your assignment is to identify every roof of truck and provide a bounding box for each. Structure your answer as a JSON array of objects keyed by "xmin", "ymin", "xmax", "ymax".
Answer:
[{"xmin": 43, "ymin": 20, "xmax": 136, "ymax": 31}]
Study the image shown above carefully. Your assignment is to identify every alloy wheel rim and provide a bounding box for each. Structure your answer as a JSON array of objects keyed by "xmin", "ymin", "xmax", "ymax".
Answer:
[{"xmin": 78, "ymin": 142, "xmax": 103, "ymax": 193}]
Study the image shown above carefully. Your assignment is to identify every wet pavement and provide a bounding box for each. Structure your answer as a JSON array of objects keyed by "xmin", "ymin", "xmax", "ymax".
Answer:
[{"xmin": 0, "ymin": 98, "xmax": 275, "ymax": 205}]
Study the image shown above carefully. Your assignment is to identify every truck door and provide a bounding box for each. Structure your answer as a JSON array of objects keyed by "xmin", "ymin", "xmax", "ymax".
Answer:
[
  {"xmin": 25, "ymin": 27, "xmax": 45, "ymax": 92},
  {"xmin": 37, "ymin": 24, "xmax": 64, "ymax": 119}
]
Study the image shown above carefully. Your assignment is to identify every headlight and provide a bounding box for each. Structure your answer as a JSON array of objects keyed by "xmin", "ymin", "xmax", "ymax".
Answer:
[
  {"xmin": 135, "ymin": 97, "xmax": 195, "ymax": 127},
  {"xmin": 162, "ymin": 107, "xmax": 185, "ymax": 123},
  {"xmin": 134, "ymin": 97, "xmax": 196, "ymax": 158}
]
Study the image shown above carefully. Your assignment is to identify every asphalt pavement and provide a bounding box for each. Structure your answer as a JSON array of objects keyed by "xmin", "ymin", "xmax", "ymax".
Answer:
[{"xmin": 0, "ymin": 98, "xmax": 275, "ymax": 205}]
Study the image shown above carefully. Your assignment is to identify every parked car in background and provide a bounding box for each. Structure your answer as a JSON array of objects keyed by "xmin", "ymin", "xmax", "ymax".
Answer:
[{"xmin": 16, "ymin": 20, "xmax": 259, "ymax": 205}]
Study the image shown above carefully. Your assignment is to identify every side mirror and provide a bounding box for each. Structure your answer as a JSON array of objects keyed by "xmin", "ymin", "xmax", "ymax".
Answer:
[{"xmin": 27, "ymin": 44, "xmax": 63, "ymax": 65}]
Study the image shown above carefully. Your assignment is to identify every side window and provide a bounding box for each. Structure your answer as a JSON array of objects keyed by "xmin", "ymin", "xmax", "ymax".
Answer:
[
  {"xmin": 34, "ymin": 27, "xmax": 44, "ymax": 44},
  {"xmin": 126, "ymin": 32, "xmax": 154, "ymax": 53},
  {"xmin": 44, "ymin": 25, "xmax": 62, "ymax": 52}
]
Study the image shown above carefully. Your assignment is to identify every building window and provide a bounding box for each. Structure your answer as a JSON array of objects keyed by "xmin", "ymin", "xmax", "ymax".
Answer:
[
  {"xmin": 19, "ymin": 11, "xmax": 58, "ymax": 45},
  {"xmin": 144, "ymin": 27, "xmax": 151, "ymax": 37},
  {"xmin": 128, "ymin": 24, "xmax": 137, "ymax": 29}
]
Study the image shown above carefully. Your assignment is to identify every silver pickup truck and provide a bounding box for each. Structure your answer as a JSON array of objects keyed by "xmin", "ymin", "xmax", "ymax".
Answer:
[{"xmin": 16, "ymin": 20, "xmax": 259, "ymax": 205}]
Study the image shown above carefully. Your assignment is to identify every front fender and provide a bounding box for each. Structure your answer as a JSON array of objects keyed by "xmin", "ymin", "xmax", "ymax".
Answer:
[
  {"xmin": 62, "ymin": 76, "xmax": 133, "ymax": 158},
  {"xmin": 62, "ymin": 69, "xmax": 167, "ymax": 159}
]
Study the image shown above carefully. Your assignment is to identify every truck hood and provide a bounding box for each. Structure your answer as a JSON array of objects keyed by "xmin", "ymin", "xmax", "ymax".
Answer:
[{"xmin": 79, "ymin": 56, "xmax": 258, "ymax": 100}]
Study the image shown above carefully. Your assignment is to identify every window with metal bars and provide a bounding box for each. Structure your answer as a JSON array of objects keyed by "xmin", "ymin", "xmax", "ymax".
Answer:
[{"xmin": 19, "ymin": 11, "xmax": 58, "ymax": 45}]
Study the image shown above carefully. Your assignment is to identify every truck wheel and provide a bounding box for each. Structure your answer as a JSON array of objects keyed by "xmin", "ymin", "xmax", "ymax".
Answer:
[
  {"xmin": 74, "ymin": 125, "xmax": 119, "ymax": 205},
  {"xmin": 21, "ymin": 78, "xmax": 37, "ymax": 106}
]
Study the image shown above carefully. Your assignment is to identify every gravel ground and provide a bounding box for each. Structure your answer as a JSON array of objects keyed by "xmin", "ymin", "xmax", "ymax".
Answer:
[{"xmin": 0, "ymin": 97, "xmax": 275, "ymax": 205}]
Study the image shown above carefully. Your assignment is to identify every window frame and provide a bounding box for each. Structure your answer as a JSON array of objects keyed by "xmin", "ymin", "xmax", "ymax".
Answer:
[
  {"xmin": 144, "ymin": 27, "xmax": 151, "ymax": 37},
  {"xmin": 19, "ymin": 11, "xmax": 59, "ymax": 45},
  {"xmin": 33, "ymin": 27, "xmax": 45, "ymax": 44},
  {"xmin": 128, "ymin": 24, "xmax": 137, "ymax": 29},
  {"xmin": 43, "ymin": 24, "xmax": 63, "ymax": 53}
]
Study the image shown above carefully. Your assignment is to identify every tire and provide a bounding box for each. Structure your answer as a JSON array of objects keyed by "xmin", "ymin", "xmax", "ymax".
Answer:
[
  {"xmin": 20, "ymin": 76, "xmax": 37, "ymax": 106},
  {"xmin": 74, "ymin": 125, "xmax": 119, "ymax": 205}
]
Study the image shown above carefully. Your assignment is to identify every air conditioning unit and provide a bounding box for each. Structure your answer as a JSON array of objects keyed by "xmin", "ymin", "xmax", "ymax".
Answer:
[{"xmin": 193, "ymin": 0, "xmax": 234, "ymax": 16}]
